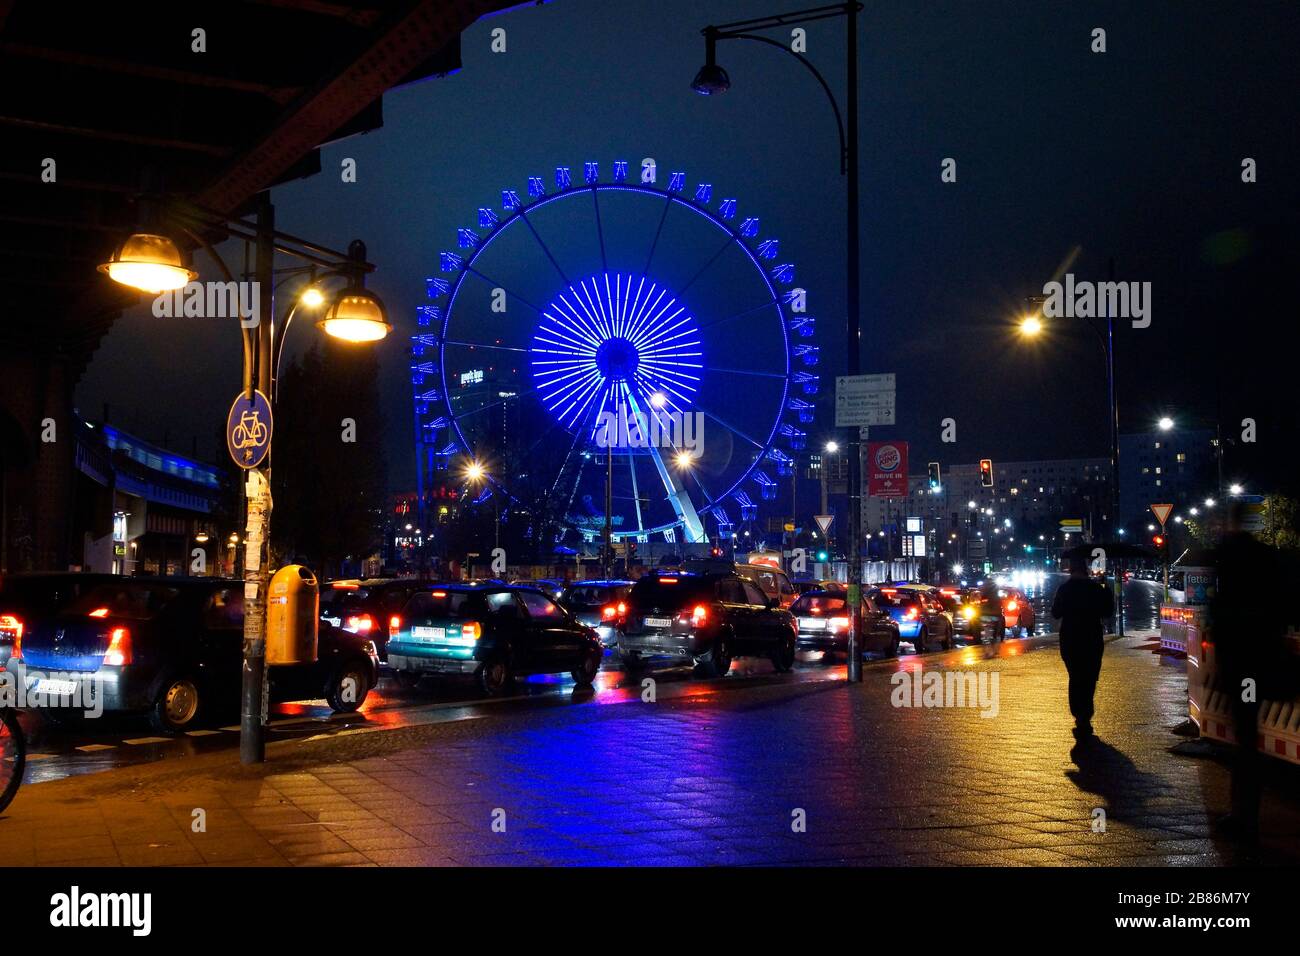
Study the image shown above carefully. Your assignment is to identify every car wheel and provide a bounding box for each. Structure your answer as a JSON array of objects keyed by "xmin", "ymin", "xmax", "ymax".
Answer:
[
  {"xmin": 620, "ymin": 650, "xmax": 643, "ymax": 672},
  {"xmin": 700, "ymin": 630, "xmax": 733, "ymax": 678},
  {"xmin": 914, "ymin": 627, "xmax": 928, "ymax": 654},
  {"xmin": 571, "ymin": 652, "xmax": 599, "ymax": 687},
  {"xmin": 326, "ymin": 659, "xmax": 371, "ymax": 712},
  {"xmin": 150, "ymin": 676, "xmax": 202, "ymax": 734},
  {"xmin": 477, "ymin": 657, "xmax": 514, "ymax": 697},
  {"xmin": 771, "ymin": 631, "xmax": 796, "ymax": 673},
  {"xmin": 888, "ymin": 630, "xmax": 901, "ymax": 658}
]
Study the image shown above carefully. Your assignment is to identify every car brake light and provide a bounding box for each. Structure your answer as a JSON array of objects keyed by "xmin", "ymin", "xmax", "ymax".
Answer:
[
  {"xmin": 389, "ymin": 615, "xmax": 402, "ymax": 631},
  {"xmin": 691, "ymin": 604, "xmax": 708, "ymax": 624},
  {"xmin": 904, "ymin": 607, "xmax": 919, "ymax": 620},
  {"xmin": 660, "ymin": 577, "xmax": 678, "ymax": 584},
  {"xmin": 88, "ymin": 607, "xmax": 110, "ymax": 618},
  {"xmin": 432, "ymin": 591, "xmax": 447, "ymax": 597},
  {"xmin": 461, "ymin": 621, "xmax": 482, "ymax": 640},
  {"xmin": 0, "ymin": 614, "xmax": 22, "ymax": 640},
  {"xmin": 344, "ymin": 614, "xmax": 375, "ymax": 634},
  {"xmin": 331, "ymin": 582, "xmax": 359, "ymax": 590},
  {"xmin": 829, "ymin": 616, "xmax": 849, "ymax": 631},
  {"xmin": 601, "ymin": 604, "xmax": 617, "ymax": 621},
  {"xmin": 1006, "ymin": 599, "xmax": 1018, "ymax": 611},
  {"xmin": 104, "ymin": 627, "xmax": 132, "ymax": 666}
]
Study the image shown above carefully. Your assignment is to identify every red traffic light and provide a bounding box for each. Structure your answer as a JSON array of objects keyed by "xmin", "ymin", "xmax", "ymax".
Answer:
[
  {"xmin": 1152, "ymin": 534, "xmax": 1165, "ymax": 547},
  {"xmin": 978, "ymin": 459, "xmax": 993, "ymax": 488}
]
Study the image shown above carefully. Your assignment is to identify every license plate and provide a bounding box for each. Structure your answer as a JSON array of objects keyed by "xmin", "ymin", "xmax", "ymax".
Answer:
[
  {"xmin": 34, "ymin": 678, "xmax": 78, "ymax": 696},
  {"xmin": 800, "ymin": 618, "xmax": 826, "ymax": 630},
  {"xmin": 323, "ymin": 617, "xmax": 341, "ymax": 628},
  {"xmin": 411, "ymin": 626, "xmax": 446, "ymax": 640},
  {"xmin": 643, "ymin": 617, "xmax": 672, "ymax": 629}
]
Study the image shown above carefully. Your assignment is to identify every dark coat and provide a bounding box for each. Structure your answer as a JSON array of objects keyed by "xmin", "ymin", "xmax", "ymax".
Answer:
[{"xmin": 1051, "ymin": 576, "xmax": 1113, "ymax": 651}]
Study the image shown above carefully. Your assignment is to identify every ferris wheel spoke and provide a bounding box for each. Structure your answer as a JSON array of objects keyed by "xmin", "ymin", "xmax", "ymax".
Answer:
[
  {"xmin": 641, "ymin": 192, "xmax": 673, "ymax": 278},
  {"xmin": 515, "ymin": 207, "xmax": 572, "ymax": 288},
  {"xmin": 706, "ymin": 365, "xmax": 786, "ymax": 380},
  {"xmin": 678, "ymin": 234, "xmax": 739, "ymax": 297},
  {"xmin": 591, "ymin": 187, "xmax": 608, "ymax": 274},
  {"xmin": 461, "ymin": 265, "xmax": 547, "ymax": 315},
  {"xmin": 443, "ymin": 339, "xmax": 530, "ymax": 354},
  {"xmin": 696, "ymin": 296, "xmax": 780, "ymax": 334},
  {"xmin": 693, "ymin": 404, "xmax": 768, "ymax": 450}
]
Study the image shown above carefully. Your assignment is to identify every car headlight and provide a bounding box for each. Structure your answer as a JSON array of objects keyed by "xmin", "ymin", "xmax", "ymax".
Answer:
[{"xmin": 961, "ymin": 606, "xmax": 976, "ymax": 620}]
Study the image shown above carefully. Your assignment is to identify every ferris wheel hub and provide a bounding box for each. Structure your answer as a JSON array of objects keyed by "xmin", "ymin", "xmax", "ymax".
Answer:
[{"xmin": 594, "ymin": 337, "xmax": 639, "ymax": 381}]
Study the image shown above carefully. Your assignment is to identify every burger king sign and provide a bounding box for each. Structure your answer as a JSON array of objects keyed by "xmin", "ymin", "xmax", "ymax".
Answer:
[{"xmin": 866, "ymin": 441, "xmax": 909, "ymax": 497}]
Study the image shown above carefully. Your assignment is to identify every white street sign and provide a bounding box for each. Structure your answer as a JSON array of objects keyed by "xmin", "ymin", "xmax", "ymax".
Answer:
[{"xmin": 814, "ymin": 514, "xmax": 834, "ymax": 536}]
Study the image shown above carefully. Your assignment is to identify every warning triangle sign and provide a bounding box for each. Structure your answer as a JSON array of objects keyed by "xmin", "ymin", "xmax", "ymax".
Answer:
[
  {"xmin": 814, "ymin": 514, "xmax": 834, "ymax": 536},
  {"xmin": 1151, "ymin": 503, "xmax": 1173, "ymax": 526}
]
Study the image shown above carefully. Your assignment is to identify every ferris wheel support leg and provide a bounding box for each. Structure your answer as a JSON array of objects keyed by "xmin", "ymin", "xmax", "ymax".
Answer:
[{"xmin": 628, "ymin": 393, "xmax": 707, "ymax": 544}]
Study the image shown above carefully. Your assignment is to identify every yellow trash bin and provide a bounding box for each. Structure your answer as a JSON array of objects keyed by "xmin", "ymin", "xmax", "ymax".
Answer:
[{"xmin": 266, "ymin": 565, "xmax": 319, "ymax": 665}]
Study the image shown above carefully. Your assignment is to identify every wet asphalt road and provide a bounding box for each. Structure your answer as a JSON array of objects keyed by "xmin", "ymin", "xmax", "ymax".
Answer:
[{"xmin": 10, "ymin": 574, "xmax": 1166, "ymax": 786}]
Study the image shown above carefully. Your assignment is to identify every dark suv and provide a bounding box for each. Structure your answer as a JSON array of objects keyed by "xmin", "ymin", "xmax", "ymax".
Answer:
[
  {"xmin": 320, "ymin": 578, "xmax": 430, "ymax": 662},
  {"xmin": 617, "ymin": 572, "xmax": 797, "ymax": 677}
]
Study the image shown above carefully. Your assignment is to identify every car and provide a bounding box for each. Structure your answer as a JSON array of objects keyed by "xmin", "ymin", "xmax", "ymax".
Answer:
[
  {"xmin": 734, "ymin": 563, "xmax": 798, "ymax": 609},
  {"xmin": 319, "ymin": 577, "xmax": 431, "ymax": 661},
  {"xmin": 0, "ymin": 572, "xmax": 121, "ymax": 668},
  {"xmin": 387, "ymin": 585, "xmax": 603, "ymax": 696},
  {"xmin": 617, "ymin": 571, "xmax": 797, "ymax": 676},
  {"xmin": 510, "ymin": 578, "xmax": 567, "ymax": 601},
  {"xmin": 10, "ymin": 577, "xmax": 379, "ymax": 733},
  {"xmin": 791, "ymin": 589, "xmax": 901, "ymax": 658},
  {"xmin": 872, "ymin": 586, "xmax": 954, "ymax": 652},
  {"xmin": 558, "ymin": 580, "xmax": 634, "ymax": 651}
]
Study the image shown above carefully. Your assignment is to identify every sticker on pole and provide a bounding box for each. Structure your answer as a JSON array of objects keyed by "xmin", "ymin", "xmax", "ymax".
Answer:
[
  {"xmin": 1150, "ymin": 502, "xmax": 1173, "ymax": 527},
  {"xmin": 227, "ymin": 389, "xmax": 273, "ymax": 470}
]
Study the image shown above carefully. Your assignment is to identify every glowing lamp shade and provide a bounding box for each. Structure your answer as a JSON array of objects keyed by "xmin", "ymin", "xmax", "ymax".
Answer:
[
  {"xmin": 318, "ymin": 289, "xmax": 390, "ymax": 343},
  {"xmin": 98, "ymin": 233, "xmax": 196, "ymax": 293},
  {"xmin": 691, "ymin": 62, "xmax": 731, "ymax": 95}
]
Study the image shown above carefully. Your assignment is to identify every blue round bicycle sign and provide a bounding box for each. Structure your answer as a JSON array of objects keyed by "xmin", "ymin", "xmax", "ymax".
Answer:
[{"xmin": 227, "ymin": 389, "xmax": 273, "ymax": 469}]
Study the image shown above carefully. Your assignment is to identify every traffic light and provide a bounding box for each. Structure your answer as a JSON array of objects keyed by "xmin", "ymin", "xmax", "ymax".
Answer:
[
  {"xmin": 927, "ymin": 461, "xmax": 941, "ymax": 491},
  {"xmin": 628, "ymin": 540, "xmax": 638, "ymax": 559},
  {"xmin": 710, "ymin": 545, "xmax": 723, "ymax": 557},
  {"xmin": 1152, "ymin": 533, "xmax": 1165, "ymax": 549},
  {"xmin": 978, "ymin": 459, "xmax": 993, "ymax": 488},
  {"xmin": 816, "ymin": 549, "xmax": 829, "ymax": 562}
]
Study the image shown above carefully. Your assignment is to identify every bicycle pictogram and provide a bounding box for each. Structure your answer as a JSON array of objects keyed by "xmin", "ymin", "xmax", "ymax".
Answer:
[{"xmin": 231, "ymin": 410, "xmax": 268, "ymax": 450}]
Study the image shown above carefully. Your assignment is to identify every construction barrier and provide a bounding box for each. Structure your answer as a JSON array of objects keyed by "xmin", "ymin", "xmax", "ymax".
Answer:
[
  {"xmin": 1159, "ymin": 604, "xmax": 1204, "ymax": 654},
  {"xmin": 1186, "ymin": 612, "xmax": 1300, "ymax": 766}
]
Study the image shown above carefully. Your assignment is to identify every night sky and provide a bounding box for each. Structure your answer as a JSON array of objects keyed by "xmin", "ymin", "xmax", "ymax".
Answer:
[{"xmin": 77, "ymin": 0, "xmax": 1300, "ymax": 495}]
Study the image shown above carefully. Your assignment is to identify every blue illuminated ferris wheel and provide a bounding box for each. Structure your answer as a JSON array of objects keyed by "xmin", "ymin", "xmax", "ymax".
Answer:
[{"xmin": 410, "ymin": 160, "xmax": 820, "ymax": 547}]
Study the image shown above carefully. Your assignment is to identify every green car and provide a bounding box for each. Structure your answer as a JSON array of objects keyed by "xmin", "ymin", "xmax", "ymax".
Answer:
[{"xmin": 387, "ymin": 584, "xmax": 604, "ymax": 696}]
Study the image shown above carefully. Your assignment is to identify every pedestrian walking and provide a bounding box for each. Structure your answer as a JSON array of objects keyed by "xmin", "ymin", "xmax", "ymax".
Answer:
[{"xmin": 1051, "ymin": 558, "xmax": 1114, "ymax": 738}]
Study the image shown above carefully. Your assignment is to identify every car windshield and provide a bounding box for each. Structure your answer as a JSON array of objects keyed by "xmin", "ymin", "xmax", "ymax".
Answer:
[
  {"xmin": 70, "ymin": 583, "xmax": 178, "ymax": 620},
  {"xmin": 320, "ymin": 587, "xmax": 374, "ymax": 613},
  {"xmin": 628, "ymin": 576, "xmax": 714, "ymax": 609},
  {"xmin": 792, "ymin": 593, "xmax": 848, "ymax": 615}
]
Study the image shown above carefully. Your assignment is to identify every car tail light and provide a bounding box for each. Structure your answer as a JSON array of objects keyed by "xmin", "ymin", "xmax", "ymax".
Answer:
[
  {"xmin": 388, "ymin": 615, "xmax": 402, "ymax": 632},
  {"xmin": 461, "ymin": 621, "xmax": 482, "ymax": 640},
  {"xmin": 344, "ymin": 614, "xmax": 375, "ymax": 634},
  {"xmin": 904, "ymin": 607, "xmax": 919, "ymax": 620},
  {"xmin": 104, "ymin": 627, "xmax": 132, "ymax": 666},
  {"xmin": 1006, "ymin": 599, "xmax": 1019, "ymax": 611},
  {"xmin": 691, "ymin": 604, "xmax": 708, "ymax": 625},
  {"xmin": 88, "ymin": 607, "xmax": 110, "ymax": 618},
  {"xmin": 0, "ymin": 614, "xmax": 22, "ymax": 641},
  {"xmin": 829, "ymin": 616, "xmax": 849, "ymax": 632},
  {"xmin": 601, "ymin": 604, "xmax": 618, "ymax": 621}
]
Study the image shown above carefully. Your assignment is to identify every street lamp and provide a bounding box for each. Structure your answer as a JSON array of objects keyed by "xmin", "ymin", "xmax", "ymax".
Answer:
[
  {"xmin": 1157, "ymin": 416, "xmax": 1174, "ymax": 431},
  {"xmin": 1018, "ymin": 315, "xmax": 1043, "ymax": 337},
  {"xmin": 1229, "ymin": 483, "xmax": 1244, "ymax": 495},
  {"xmin": 694, "ymin": 2, "xmax": 865, "ymax": 685},
  {"xmin": 98, "ymin": 195, "xmax": 388, "ymax": 765}
]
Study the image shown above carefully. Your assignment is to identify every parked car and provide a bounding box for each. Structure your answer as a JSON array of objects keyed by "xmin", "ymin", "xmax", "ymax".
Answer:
[
  {"xmin": 872, "ymin": 586, "xmax": 954, "ymax": 652},
  {"xmin": 792, "ymin": 589, "xmax": 901, "ymax": 658},
  {"xmin": 558, "ymin": 580, "xmax": 634, "ymax": 651},
  {"xmin": 10, "ymin": 577, "xmax": 379, "ymax": 732},
  {"xmin": 617, "ymin": 571, "xmax": 797, "ymax": 676},
  {"xmin": 320, "ymin": 577, "xmax": 431, "ymax": 661},
  {"xmin": 0, "ymin": 572, "xmax": 120, "ymax": 667},
  {"xmin": 388, "ymin": 585, "xmax": 603, "ymax": 696}
]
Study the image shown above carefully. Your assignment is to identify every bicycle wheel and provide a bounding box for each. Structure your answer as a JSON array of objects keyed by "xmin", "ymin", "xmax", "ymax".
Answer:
[{"xmin": 0, "ymin": 708, "xmax": 25, "ymax": 814}]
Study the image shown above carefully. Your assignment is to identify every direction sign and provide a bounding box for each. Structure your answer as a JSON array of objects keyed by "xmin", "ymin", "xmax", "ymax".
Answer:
[
  {"xmin": 1150, "ymin": 502, "xmax": 1173, "ymax": 527},
  {"xmin": 1238, "ymin": 494, "xmax": 1266, "ymax": 532},
  {"xmin": 1059, "ymin": 518, "xmax": 1083, "ymax": 531},
  {"xmin": 227, "ymin": 389, "xmax": 273, "ymax": 470},
  {"xmin": 814, "ymin": 514, "xmax": 834, "ymax": 536},
  {"xmin": 835, "ymin": 374, "xmax": 896, "ymax": 427}
]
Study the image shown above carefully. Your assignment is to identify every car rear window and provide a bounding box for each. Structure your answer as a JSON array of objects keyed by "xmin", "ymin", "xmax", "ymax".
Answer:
[
  {"xmin": 564, "ymin": 585, "xmax": 626, "ymax": 608},
  {"xmin": 70, "ymin": 584, "xmax": 178, "ymax": 620},
  {"xmin": 792, "ymin": 593, "xmax": 848, "ymax": 615},
  {"xmin": 628, "ymin": 576, "xmax": 713, "ymax": 609},
  {"xmin": 873, "ymin": 590, "xmax": 917, "ymax": 609},
  {"xmin": 403, "ymin": 590, "xmax": 482, "ymax": 620}
]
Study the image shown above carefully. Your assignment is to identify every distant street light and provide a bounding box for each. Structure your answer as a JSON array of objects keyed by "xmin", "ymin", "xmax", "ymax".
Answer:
[
  {"xmin": 1157, "ymin": 416, "xmax": 1174, "ymax": 431},
  {"xmin": 1229, "ymin": 483, "xmax": 1244, "ymax": 495},
  {"xmin": 1018, "ymin": 315, "xmax": 1043, "ymax": 337},
  {"xmin": 824, "ymin": 440, "xmax": 839, "ymax": 453}
]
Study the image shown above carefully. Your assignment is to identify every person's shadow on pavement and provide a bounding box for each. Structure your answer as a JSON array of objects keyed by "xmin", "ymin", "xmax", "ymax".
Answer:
[{"xmin": 1066, "ymin": 735, "xmax": 1159, "ymax": 824}]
